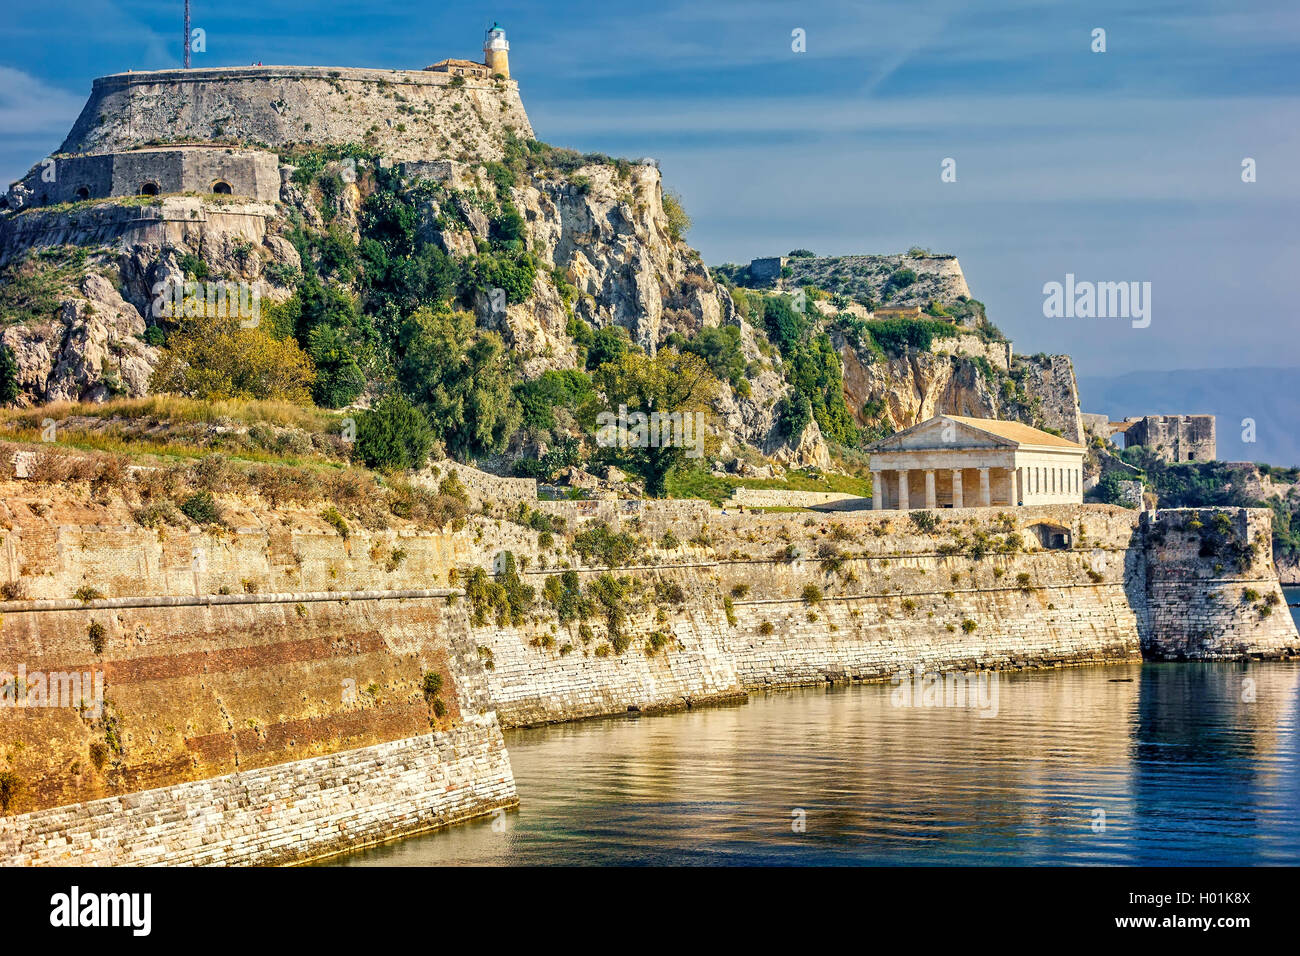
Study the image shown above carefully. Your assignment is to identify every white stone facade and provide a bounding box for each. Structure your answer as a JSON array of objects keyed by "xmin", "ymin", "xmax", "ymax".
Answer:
[{"xmin": 867, "ymin": 415, "xmax": 1084, "ymax": 510}]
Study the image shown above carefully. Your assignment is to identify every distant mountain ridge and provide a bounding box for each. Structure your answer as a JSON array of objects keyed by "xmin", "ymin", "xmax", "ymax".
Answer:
[{"xmin": 1077, "ymin": 367, "xmax": 1300, "ymax": 468}]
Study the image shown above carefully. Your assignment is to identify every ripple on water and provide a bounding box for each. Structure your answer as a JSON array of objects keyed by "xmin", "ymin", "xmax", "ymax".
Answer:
[{"xmin": 328, "ymin": 662, "xmax": 1300, "ymax": 866}]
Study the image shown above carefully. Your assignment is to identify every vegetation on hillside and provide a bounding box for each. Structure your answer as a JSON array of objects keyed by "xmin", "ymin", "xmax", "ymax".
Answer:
[{"xmin": 1097, "ymin": 446, "xmax": 1300, "ymax": 562}]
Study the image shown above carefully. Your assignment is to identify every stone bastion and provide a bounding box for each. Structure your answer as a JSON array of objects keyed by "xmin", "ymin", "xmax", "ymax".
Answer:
[
  {"xmin": 5, "ymin": 147, "xmax": 280, "ymax": 211},
  {"xmin": 0, "ymin": 480, "xmax": 1293, "ymax": 864},
  {"xmin": 54, "ymin": 65, "xmax": 534, "ymax": 164}
]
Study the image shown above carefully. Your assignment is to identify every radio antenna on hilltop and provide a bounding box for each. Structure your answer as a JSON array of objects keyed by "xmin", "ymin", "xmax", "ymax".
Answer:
[{"xmin": 184, "ymin": 0, "xmax": 191, "ymax": 69}]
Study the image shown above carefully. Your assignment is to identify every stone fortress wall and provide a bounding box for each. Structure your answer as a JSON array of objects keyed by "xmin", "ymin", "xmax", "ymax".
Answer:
[
  {"xmin": 0, "ymin": 196, "xmax": 278, "ymax": 268},
  {"xmin": 55, "ymin": 65, "xmax": 534, "ymax": 165},
  {"xmin": 5, "ymin": 147, "xmax": 280, "ymax": 210},
  {"xmin": 1121, "ymin": 415, "xmax": 1216, "ymax": 463},
  {"xmin": 0, "ymin": 487, "xmax": 1294, "ymax": 864}
]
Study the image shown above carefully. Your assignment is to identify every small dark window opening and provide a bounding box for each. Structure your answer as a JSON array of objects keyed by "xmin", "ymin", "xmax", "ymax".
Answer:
[
  {"xmin": 211, "ymin": 180, "xmax": 233, "ymax": 195},
  {"xmin": 75, "ymin": 186, "xmax": 90, "ymax": 200},
  {"xmin": 139, "ymin": 182, "xmax": 159, "ymax": 196},
  {"xmin": 1029, "ymin": 523, "xmax": 1072, "ymax": 550}
]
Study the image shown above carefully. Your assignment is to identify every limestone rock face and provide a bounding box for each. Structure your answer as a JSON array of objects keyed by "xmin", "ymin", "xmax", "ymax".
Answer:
[
  {"xmin": 507, "ymin": 164, "xmax": 726, "ymax": 353},
  {"xmin": 2, "ymin": 273, "xmax": 157, "ymax": 404},
  {"xmin": 481, "ymin": 162, "xmax": 820, "ymax": 459},
  {"xmin": 837, "ymin": 334, "xmax": 1084, "ymax": 446},
  {"xmin": 1013, "ymin": 354, "xmax": 1085, "ymax": 444},
  {"xmin": 838, "ymin": 337, "xmax": 1000, "ymax": 434}
]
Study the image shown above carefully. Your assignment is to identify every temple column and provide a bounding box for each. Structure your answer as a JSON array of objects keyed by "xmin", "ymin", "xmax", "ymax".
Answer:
[
  {"xmin": 951, "ymin": 469, "xmax": 963, "ymax": 508},
  {"xmin": 872, "ymin": 471, "xmax": 884, "ymax": 510},
  {"xmin": 979, "ymin": 467, "xmax": 991, "ymax": 507},
  {"xmin": 1007, "ymin": 469, "xmax": 1018, "ymax": 506},
  {"xmin": 924, "ymin": 469, "xmax": 937, "ymax": 509},
  {"xmin": 898, "ymin": 469, "xmax": 910, "ymax": 510}
]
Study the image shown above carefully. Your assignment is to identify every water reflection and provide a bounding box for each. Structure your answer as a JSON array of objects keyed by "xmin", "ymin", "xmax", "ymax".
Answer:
[{"xmin": 330, "ymin": 662, "xmax": 1300, "ymax": 866}]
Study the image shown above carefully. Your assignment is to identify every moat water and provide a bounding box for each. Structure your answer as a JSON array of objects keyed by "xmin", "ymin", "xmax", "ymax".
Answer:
[{"xmin": 330, "ymin": 595, "xmax": 1300, "ymax": 866}]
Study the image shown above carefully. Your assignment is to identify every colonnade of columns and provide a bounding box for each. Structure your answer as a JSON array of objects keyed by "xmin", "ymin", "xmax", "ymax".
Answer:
[{"xmin": 870, "ymin": 467, "xmax": 1006, "ymax": 510}]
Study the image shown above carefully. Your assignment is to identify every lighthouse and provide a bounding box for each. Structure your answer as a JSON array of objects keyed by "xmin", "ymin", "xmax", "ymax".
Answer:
[{"xmin": 484, "ymin": 23, "xmax": 510, "ymax": 79}]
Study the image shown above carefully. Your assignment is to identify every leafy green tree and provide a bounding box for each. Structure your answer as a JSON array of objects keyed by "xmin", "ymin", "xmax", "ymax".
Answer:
[
  {"xmin": 662, "ymin": 190, "xmax": 691, "ymax": 242},
  {"xmin": 461, "ymin": 249, "xmax": 537, "ymax": 304},
  {"xmin": 591, "ymin": 349, "xmax": 716, "ymax": 497},
  {"xmin": 307, "ymin": 324, "xmax": 367, "ymax": 408},
  {"xmin": 514, "ymin": 369, "xmax": 594, "ymax": 430},
  {"xmin": 397, "ymin": 308, "xmax": 520, "ymax": 459},
  {"xmin": 775, "ymin": 392, "xmax": 812, "ymax": 440},
  {"xmin": 0, "ymin": 344, "xmax": 20, "ymax": 404},
  {"xmin": 150, "ymin": 313, "xmax": 316, "ymax": 404},
  {"xmin": 585, "ymin": 324, "xmax": 631, "ymax": 370},
  {"xmin": 761, "ymin": 295, "xmax": 811, "ymax": 355},
  {"xmin": 674, "ymin": 324, "xmax": 747, "ymax": 391},
  {"xmin": 355, "ymin": 393, "xmax": 433, "ymax": 470}
]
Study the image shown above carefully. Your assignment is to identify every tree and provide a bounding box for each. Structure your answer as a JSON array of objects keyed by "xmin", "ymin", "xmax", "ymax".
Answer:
[
  {"xmin": 591, "ymin": 349, "xmax": 717, "ymax": 497},
  {"xmin": 307, "ymin": 325, "xmax": 367, "ymax": 408},
  {"xmin": 397, "ymin": 308, "xmax": 520, "ymax": 459},
  {"xmin": 0, "ymin": 344, "xmax": 20, "ymax": 404},
  {"xmin": 662, "ymin": 190, "xmax": 691, "ymax": 242},
  {"xmin": 585, "ymin": 324, "xmax": 631, "ymax": 370},
  {"xmin": 355, "ymin": 393, "xmax": 433, "ymax": 470},
  {"xmin": 761, "ymin": 295, "xmax": 811, "ymax": 355},
  {"xmin": 150, "ymin": 314, "xmax": 316, "ymax": 404},
  {"xmin": 675, "ymin": 324, "xmax": 746, "ymax": 390},
  {"xmin": 514, "ymin": 369, "xmax": 593, "ymax": 431}
]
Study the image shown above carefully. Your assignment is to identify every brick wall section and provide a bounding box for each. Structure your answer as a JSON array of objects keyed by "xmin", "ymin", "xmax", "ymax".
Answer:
[{"xmin": 0, "ymin": 716, "xmax": 515, "ymax": 866}]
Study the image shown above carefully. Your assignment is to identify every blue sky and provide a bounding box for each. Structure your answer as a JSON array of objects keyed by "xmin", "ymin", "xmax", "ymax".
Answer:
[{"xmin": 2, "ymin": 0, "xmax": 1298, "ymax": 381}]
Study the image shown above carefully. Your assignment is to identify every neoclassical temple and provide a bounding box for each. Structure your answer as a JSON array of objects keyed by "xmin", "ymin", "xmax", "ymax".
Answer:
[{"xmin": 866, "ymin": 415, "xmax": 1085, "ymax": 510}]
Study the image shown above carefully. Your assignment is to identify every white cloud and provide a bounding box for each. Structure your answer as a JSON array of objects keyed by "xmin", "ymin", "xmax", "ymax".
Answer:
[{"xmin": 0, "ymin": 67, "xmax": 85, "ymax": 138}]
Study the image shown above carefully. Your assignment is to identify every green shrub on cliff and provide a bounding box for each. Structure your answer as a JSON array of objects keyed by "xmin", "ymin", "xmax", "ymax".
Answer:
[
  {"xmin": 573, "ymin": 522, "xmax": 641, "ymax": 567},
  {"xmin": 354, "ymin": 393, "xmax": 433, "ymax": 471},
  {"xmin": 0, "ymin": 345, "xmax": 20, "ymax": 405},
  {"xmin": 587, "ymin": 573, "xmax": 630, "ymax": 652},
  {"xmin": 397, "ymin": 307, "xmax": 520, "ymax": 459},
  {"xmin": 180, "ymin": 490, "xmax": 224, "ymax": 526}
]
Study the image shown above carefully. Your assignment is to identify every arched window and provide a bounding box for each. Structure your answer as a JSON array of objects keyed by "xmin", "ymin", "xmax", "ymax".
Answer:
[
  {"xmin": 75, "ymin": 186, "xmax": 90, "ymax": 200},
  {"xmin": 211, "ymin": 180, "xmax": 233, "ymax": 195},
  {"xmin": 139, "ymin": 182, "xmax": 159, "ymax": 196}
]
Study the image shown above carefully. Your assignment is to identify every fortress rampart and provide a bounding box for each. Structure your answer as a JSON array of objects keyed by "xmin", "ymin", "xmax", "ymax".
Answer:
[
  {"xmin": 6, "ymin": 147, "xmax": 280, "ymax": 210},
  {"xmin": 53, "ymin": 65, "xmax": 533, "ymax": 165},
  {"xmin": 0, "ymin": 490, "xmax": 1293, "ymax": 864}
]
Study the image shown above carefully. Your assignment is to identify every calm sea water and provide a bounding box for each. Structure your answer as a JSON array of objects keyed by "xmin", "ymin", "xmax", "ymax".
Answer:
[{"xmin": 331, "ymin": 600, "xmax": 1300, "ymax": 866}]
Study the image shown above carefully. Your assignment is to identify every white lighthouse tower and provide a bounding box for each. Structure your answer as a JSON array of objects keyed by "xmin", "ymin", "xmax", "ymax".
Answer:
[{"xmin": 484, "ymin": 23, "xmax": 510, "ymax": 79}]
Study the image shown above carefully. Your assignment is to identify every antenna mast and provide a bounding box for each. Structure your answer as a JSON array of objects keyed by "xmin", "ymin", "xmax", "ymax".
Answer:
[{"xmin": 184, "ymin": 0, "xmax": 191, "ymax": 69}]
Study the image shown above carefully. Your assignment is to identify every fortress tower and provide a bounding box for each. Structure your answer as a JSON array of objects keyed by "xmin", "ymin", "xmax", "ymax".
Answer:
[{"xmin": 484, "ymin": 23, "xmax": 510, "ymax": 79}]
